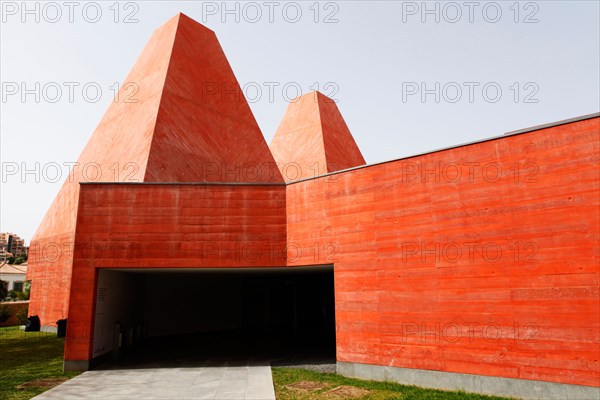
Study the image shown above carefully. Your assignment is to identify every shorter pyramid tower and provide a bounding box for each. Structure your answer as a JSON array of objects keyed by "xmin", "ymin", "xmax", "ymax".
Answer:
[{"xmin": 269, "ymin": 91, "xmax": 366, "ymax": 182}]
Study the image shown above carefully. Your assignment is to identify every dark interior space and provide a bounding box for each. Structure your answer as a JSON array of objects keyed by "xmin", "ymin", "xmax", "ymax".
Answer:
[{"xmin": 92, "ymin": 266, "xmax": 335, "ymax": 369}]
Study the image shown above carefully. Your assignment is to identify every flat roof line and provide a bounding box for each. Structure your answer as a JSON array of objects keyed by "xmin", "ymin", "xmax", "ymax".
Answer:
[
  {"xmin": 80, "ymin": 112, "xmax": 599, "ymax": 187},
  {"xmin": 501, "ymin": 112, "xmax": 599, "ymax": 136},
  {"xmin": 80, "ymin": 182, "xmax": 286, "ymax": 186}
]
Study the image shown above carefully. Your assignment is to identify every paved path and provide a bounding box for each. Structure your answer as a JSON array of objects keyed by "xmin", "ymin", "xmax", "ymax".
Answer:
[{"xmin": 33, "ymin": 362, "xmax": 276, "ymax": 400}]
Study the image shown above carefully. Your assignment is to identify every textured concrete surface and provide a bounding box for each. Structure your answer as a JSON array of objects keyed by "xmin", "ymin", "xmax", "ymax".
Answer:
[
  {"xmin": 288, "ymin": 116, "xmax": 600, "ymax": 387},
  {"xmin": 338, "ymin": 362, "xmax": 600, "ymax": 400},
  {"xmin": 64, "ymin": 184, "xmax": 287, "ymax": 362},
  {"xmin": 34, "ymin": 362, "xmax": 275, "ymax": 400}
]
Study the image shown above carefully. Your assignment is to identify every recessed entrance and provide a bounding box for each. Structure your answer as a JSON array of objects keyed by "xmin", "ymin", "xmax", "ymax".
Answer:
[{"xmin": 91, "ymin": 266, "xmax": 335, "ymax": 368}]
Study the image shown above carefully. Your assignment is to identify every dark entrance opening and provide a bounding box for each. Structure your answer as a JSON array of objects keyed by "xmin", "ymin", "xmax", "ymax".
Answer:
[{"xmin": 92, "ymin": 266, "xmax": 335, "ymax": 369}]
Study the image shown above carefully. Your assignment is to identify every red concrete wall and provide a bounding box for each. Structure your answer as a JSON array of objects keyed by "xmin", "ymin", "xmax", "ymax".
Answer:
[
  {"xmin": 285, "ymin": 117, "xmax": 600, "ymax": 387},
  {"xmin": 65, "ymin": 184, "xmax": 286, "ymax": 361},
  {"xmin": 27, "ymin": 233, "xmax": 74, "ymax": 326},
  {"xmin": 60, "ymin": 116, "xmax": 599, "ymax": 388}
]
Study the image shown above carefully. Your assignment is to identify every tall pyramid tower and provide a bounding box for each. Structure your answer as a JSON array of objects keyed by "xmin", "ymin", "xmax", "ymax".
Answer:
[
  {"xmin": 27, "ymin": 13, "xmax": 283, "ymax": 325},
  {"xmin": 270, "ymin": 91, "xmax": 365, "ymax": 182}
]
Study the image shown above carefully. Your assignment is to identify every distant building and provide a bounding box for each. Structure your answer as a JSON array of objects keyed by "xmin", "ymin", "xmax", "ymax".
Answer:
[{"xmin": 0, "ymin": 233, "xmax": 27, "ymax": 261}]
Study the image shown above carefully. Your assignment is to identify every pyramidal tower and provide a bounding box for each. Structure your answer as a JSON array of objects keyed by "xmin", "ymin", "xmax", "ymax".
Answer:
[
  {"xmin": 270, "ymin": 91, "xmax": 365, "ymax": 182},
  {"xmin": 27, "ymin": 13, "xmax": 283, "ymax": 322}
]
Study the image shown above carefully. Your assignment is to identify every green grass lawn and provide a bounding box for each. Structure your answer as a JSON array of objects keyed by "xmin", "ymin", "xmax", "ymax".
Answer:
[
  {"xmin": 272, "ymin": 367, "xmax": 513, "ymax": 400},
  {"xmin": 0, "ymin": 326, "xmax": 80, "ymax": 400}
]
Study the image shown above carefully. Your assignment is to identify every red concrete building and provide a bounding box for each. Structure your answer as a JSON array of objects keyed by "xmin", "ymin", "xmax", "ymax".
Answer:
[{"xmin": 27, "ymin": 13, "xmax": 599, "ymax": 399}]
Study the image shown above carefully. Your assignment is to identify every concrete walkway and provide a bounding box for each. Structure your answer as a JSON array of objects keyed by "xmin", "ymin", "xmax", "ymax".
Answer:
[{"xmin": 33, "ymin": 362, "xmax": 276, "ymax": 400}]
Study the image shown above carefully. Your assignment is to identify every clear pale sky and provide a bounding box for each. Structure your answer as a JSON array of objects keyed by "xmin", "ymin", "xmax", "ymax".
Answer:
[{"xmin": 1, "ymin": 1, "xmax": 599, "ymax": 243}]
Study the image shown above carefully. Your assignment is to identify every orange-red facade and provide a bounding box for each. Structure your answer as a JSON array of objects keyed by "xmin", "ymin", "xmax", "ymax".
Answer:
[
  {"xmin": 286, "ymin": 117, "xmax": 600, "ymax": 387},
  {"xmin": 26, "ymin": 12, "xmax": 599, "ymax": 394}
]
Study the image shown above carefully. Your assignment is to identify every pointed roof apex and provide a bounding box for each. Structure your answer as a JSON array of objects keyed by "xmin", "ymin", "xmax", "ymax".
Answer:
[
  {"xmin": 313, "ymin": 90, "xmax": 336, "ymax": 102},
  {"xmin": 158, "ymin": 12, "xmax": 215, "ymax": 35},
  {"xmin": 290, "ymin": 90, "xmax": 335, "ymax": 104}
]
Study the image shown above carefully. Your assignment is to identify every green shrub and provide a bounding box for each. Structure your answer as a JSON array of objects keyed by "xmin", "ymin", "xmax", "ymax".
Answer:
[
  {"xmin": 16, "ymin": 305, "xmax": 28, "ymax": 325},
  {"xmin": 16, "ymin": 291, "xmax": 29, "ymax": 301},
  {"xmin": 14, "ymin": 256, "xmax": 26, "ymax": 265}
]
